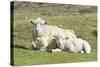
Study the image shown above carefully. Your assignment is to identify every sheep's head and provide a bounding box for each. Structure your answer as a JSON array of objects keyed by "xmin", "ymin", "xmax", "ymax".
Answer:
[
  {"xmin": 30, "ymin": 17, "xmax": 47, "ymax": 36},
  {"xmin": 54, "ymin": 34, "xmax": 65, "ymax": 49}
]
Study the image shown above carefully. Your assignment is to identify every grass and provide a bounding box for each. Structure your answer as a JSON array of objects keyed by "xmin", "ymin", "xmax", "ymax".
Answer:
[
  {"xmin": 11, "ymin": 1, "xmax": 97, "ymax": 66},
  {"xmin": 13, "ymin": 48, "xmax": 97, "ymax": 66}
]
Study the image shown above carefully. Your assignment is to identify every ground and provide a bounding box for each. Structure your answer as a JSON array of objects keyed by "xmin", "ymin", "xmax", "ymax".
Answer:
[{"xmin": 11, "ymin": 1, "xmax": 97, "ymax": 66}]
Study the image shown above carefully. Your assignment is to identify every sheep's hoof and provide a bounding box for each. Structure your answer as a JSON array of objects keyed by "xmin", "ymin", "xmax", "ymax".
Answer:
[
  {"xmin": 33, "ymin": 48, "xmax": 39, "ymax": 50},
  {"xmin": 31, "ymin": 45, "xmax": 38, "ymax": 50},
  {"xmin": 31, "ymin": 46, "xmax": 39, "ymax": 50},
  {"xmin": 47, "ymin": 49, "xmax": 52, "ymax": 53},
  {"xmin": 80, "ymin": 51, "xmax": 84, "ymax": 54}
]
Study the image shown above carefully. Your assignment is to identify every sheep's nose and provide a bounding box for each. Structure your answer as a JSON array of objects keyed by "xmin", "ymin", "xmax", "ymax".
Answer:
[
  {"xmin": 36, "ymin": 30, "xmax": 39, "ymax": 33},
  {"xmin": 36, "ymin": 30, "xmax": 38, "ymax": 33}
]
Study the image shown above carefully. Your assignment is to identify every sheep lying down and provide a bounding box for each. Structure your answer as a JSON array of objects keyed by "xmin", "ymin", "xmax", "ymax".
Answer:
[
  {"xmin": 53, "ymin": 35, "xmax": 91, "ymax": 54},
  {"xmin": 30, "ymin": 17, "xmax": 91, "ymax": 54},
  {"xmin": 30, "ymin": 17, "xmax": 77, "ymax": 51}
]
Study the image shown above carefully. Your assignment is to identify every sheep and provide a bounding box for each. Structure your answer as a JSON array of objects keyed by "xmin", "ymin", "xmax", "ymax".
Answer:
[
  {"xmin": 30, "ymin": 17, "xmax": 77, "ymax": 51},
  {"xmin": 30, "ymin": 17, "xmax": 52, "ymax": 51},
  {"xmin": 54, "ymin": 34, "xmax": 91, "ymax": 54}
]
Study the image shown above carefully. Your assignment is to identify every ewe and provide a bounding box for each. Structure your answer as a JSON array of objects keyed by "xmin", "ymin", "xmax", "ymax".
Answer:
[{"xmin": 30, "ymin": 17, "xmax": 77, "ymax": 51}]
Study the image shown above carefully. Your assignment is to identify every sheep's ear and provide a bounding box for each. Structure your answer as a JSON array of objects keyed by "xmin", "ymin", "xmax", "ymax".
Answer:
[
  {"xmin": 30, "ymin": 20, "xmax": 34, "ymax": 24},
  {"xmin": 65, "ymin": 37, "xmax": 69, "ymax": 39}
]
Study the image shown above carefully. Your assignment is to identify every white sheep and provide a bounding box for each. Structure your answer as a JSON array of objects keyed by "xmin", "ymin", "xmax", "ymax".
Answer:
[
  {"xmin": 54, "ymin": 34, "xmax": 91, "ymax": 54},
  {"xmin": 30, "ymin": 17, "xmax": 77, "ymax": 51}
]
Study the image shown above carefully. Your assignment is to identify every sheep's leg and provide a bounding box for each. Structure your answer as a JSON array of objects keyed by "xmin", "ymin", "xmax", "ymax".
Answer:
[
  {"xmin": 80, "ymin": 50, "xmax": 84, "ymax": 54},
  {"xmin": 47, "ymin": 48, "xmax": 62, "ymax": 53},
  {"xmin": 82, "ymin": 42, "xmax": 91, "ymax": 54},
  {"xmin": 40, "ymin": 40, "xmax": 48, "ymax": 51},
  {"xmin": 52, "ymin": 48, "xmax": 62, "ymax": 52},
  {"xmin": 31, "ymin": 41, "xmax": 37, "ymax": 49},
  {"xmin": 40, "ymin": 47, "xmax": 47, "ymax": 51},
  {"xmin": 83, "ymin": 45, "xmax": 91, "ymax": 54}
]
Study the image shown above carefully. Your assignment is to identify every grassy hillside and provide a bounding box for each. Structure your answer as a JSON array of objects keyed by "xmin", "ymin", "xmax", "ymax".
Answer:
[{"xmin": 11, "ymin": 1, "xmax": 97, "ymax": 66}]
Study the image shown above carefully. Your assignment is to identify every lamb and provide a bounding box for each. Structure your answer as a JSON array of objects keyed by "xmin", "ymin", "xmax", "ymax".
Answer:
[{"xmin": 54, "ymin": 34, "xmax": 91, "ymax": 54}]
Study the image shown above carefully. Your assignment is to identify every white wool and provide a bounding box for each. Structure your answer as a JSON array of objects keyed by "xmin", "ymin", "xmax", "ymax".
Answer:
[
  {"xmin": 31, "ymin": 17, "xmax": 77, "ymax": 51},
  {"xmin": 55, "ymin": 35, "xmax": 91, "ymax": 54}
]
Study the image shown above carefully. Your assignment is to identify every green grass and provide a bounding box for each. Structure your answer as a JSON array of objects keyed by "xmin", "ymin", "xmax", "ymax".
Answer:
[
  {"xmin": 13, "ymin": 48, "xmax": 97, "ymax": 66},
  {"xmin": 11, "ymin": 1, "xmax": 97, "ymax": 66}
]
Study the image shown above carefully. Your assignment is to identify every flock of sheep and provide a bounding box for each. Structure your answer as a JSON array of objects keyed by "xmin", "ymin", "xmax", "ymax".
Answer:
[{"xmin": 30, "ymin": 17, "xmax": 91, "ymax": 54}]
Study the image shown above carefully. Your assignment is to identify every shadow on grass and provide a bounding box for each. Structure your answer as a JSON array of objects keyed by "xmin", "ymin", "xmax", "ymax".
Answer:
[{"xmin": 11, "ymin": 45, "xmax": 32, "ymax": 50}]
